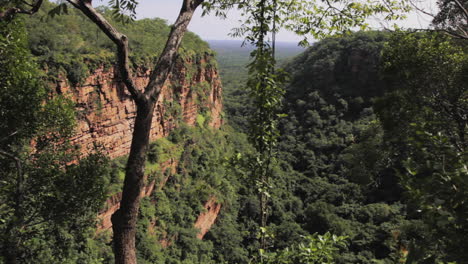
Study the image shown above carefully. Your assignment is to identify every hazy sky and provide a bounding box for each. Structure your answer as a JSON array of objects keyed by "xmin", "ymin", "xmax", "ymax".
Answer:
[{"xmin": 97, "ymin": 0, "xmax": 438, "ymax": 42}]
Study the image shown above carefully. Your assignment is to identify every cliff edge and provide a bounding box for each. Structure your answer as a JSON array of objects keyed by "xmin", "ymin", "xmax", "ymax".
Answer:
[{"xmin": 52, "ymin": 54, "xmax": 223, "ymax": 158}]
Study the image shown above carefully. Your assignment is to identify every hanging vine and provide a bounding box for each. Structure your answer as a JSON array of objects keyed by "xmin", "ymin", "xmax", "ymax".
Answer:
[
  {"xmin": 232, "ymin": 0, "xmax": 287, "ymax": 258},
  {"xmin": 202, "ymin": 0, "xmax": 411, "ymax": 261}
]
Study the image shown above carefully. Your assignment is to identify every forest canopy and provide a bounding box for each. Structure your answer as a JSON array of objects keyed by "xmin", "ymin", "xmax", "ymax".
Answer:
[{"xmin": 0, "ymin": 0, "xmax": 466, "ymax": 263}]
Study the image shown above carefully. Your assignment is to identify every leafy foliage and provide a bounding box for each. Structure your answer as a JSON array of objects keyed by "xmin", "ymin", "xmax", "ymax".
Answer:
[
  {"xmin": 203, "ymin": 0, "xmax": 410, "ymax": 45},
  {"xmin": 0, "ymin": 18, "xmax": 110, "ymax": 263},
  {"xmin": 23, "ymin": 0, "xmax": 212, "ymax": 85},
  {"xmin": 376, "ymin": 32, "xmax": 468, "ymax": 263},
  {"xmin": 258, "ymin": 233, "xmax": 348, "ymax": 264},
  {"xmin": 0, "ymin": 18, "xmax": 45, "ymax": 144}
]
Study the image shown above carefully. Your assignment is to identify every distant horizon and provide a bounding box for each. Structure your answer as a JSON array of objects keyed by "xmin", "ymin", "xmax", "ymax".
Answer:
[
  {"xmin": 206, "ymin": 39, "xmax": 304, "ymax": 44},
  {"xmin": 93, "ymin": 0, "xmax": 436, "ymax": 42}
]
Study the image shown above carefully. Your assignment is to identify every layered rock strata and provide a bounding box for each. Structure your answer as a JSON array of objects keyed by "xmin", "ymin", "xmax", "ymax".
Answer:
[
  {"xmin": 96, "ymin": 157, "xmax": 179, "ymax": 234},
  {"xmin": 78, "ymin": 54, "xmax": 224, "ymax": 240},
  {"xmin": 194, "ymin": 197, "xmax": 222, "ymax": 239},
  {"xmin": 53, "ymin": 54, "xmax": 223, "ymax": 159}
]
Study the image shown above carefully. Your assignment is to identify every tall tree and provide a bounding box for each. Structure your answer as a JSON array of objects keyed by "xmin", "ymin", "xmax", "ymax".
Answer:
[
  {"xmin": 59, "ymin": 1, "xmax": 205, "ymax": 263},
  {"xmin": 0, "ymin": 18, "xmax": 108, "ymax": 264},
  {"xmin": 1, "ymin": 1, "xmax": 412, "ymax": 263},
  {"xmin": 376, "ymin": 32, "xmax": 467, "ymax": 262},
  {"xmin": 411, "ymin": 0, "xmax": 468, "ymax": 39}
]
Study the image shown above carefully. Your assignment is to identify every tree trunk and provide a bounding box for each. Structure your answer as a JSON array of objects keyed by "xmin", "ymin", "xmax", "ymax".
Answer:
[
  {"xmin": 110, "ymin": 2, "xmax": 203, "ymax": 263},
  {"xmin": 63, "ymin": 1, "xmax": 204, "ymax": 263},
  {"xmin": 111, "ymin": 100, "xmax": 155, "ymax": 264},
  {"xmin": 3, "ymin": 232, "xmax": 19, "ymax": 264}
]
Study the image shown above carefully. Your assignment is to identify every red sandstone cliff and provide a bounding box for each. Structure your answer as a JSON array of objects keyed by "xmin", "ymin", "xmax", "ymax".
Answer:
[
  {"xmin": 73, "ymin": 54, "xmax": 224, "ymax": 238},
  {"xmin": 96, "ymin": 158, "xmax": 223, "ymax": 241},
  {"xmin": 53, "ymin": 54, "xmax": 223, "ymax": 159},
  {"xmin": 96, "ymin": 157, "xmax": 179, "ymax": 234},
  {"xmin": 195, "ymin": 197, "xmax": 222, "ymax": 239}
]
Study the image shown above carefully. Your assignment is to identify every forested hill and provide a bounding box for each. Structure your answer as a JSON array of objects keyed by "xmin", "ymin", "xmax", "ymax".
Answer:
[
  {"xmin": 280, "ymin": 31, "xmax": 389, "ymax": 176},
  {"xmin": 24, "ymin": 0, "xmax": 212, "ymax": 84},
  {"xmin": 274, "ymin": 32, "xmax": 408, "ymax": 263},
  {"xmin": 273, "ymin": 31, "xmax": 467, "ymax": 263}
]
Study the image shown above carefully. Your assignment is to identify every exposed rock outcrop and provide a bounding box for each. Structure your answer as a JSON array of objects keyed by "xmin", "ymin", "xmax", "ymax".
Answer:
[
  {"xmin": 54, "ymin": 54, "xmax": 223, "ymax": 159},
  {"xmin": 195, "ymin": 197, "xmax": 222, "ymax": 239},
  {"xmin": 90, "ymin": 54, "xmax": 223, "ymax": 237},
  {"xmin": 96, "ymin": 158, "xmax": 178, "ymax": 234}
]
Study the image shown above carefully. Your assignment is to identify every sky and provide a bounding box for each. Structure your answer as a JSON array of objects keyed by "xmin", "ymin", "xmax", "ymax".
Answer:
[{"xmin": 98, "ymin": 0, "xmax": 438, "ymax": 43}]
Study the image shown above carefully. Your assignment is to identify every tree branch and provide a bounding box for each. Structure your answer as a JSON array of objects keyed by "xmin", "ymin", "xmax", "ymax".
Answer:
[
  {"xmin": 439, "ymin": 28, "xmax": 468, "ymax": 40},
  {"xmin": 0, "ymin": 131, "xmax": 18, "ymax": 143},
  {"xmin": 454, "ymin": 0, "xmax": 468, "ymax": 22},
  {"xmin": 409, "ymin": 0, "xmax": 436, "ymax": 18},
  {"xmin": 0, "ymin": 149, "xmax": 24, "ymax": 213},
  {"xmin": 144, "ymin": 0, "xmax": 205, "ymax": 101},
  {"xmin": 66, "ymin": 0, "xmax": 145, "ymax": 104},
  {"xmin": 0, "ymin": 0, "xmax": 43, "ymax": 21}
]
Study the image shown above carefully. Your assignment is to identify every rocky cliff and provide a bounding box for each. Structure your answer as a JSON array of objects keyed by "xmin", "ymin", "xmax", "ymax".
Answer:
[
  {"xmin": 195, "ymin": 197, "xmax": 222, "ymax": 240},
  {"xmin": 52, "ymin": 53, "xmax": 224, "ymax": 240},
  {"xmin": 96, "ymin": 157, "xmax": 178, "ymax": 234},
  {"xmin": 53, "ymin": 53, "xmax": 225, "ymax": 243},
  {"xmin": 53, "ymin": 54, "xmax": 223, "ymax": 158}
]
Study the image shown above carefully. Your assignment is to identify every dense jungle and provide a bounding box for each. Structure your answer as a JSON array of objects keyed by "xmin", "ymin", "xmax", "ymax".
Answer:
[{"xmin": 0, "ymin": 0, "xmax": 466, "ymax": 263}]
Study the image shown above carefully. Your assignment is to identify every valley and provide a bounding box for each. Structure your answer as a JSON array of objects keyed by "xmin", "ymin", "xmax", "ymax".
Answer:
[{"xmin": 0, "ymin": 1, "xmax": 466, "ymax": 264}]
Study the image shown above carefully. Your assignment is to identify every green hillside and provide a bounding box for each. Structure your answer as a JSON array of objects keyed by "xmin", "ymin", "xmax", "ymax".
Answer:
[
  {"xmin": 202, "ymin": 31, "xmax": 467, "ymax": 263},
  {"xmin": 1, "ymin": 0, "xmax": 466, "ymax": 262},
  {"xmin": 24, "ymin": 0, "xmax": 212, "ymax": 85}
]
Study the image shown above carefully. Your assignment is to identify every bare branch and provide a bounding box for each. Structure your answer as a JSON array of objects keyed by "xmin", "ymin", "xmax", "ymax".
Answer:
[
  {"xmin": 0, "ymin": 0, "xmax": 43, "ymax": 21},
  {"xmin": 145, "ymin": 0, "xmax": 205, "ymax": 101},
  {"xmin": 409, "ymin": 0, "xmax": 468, "ymax": 40},
  {"xmin": 0, "ymin": 149, "xmax": 24, "ymax": 213},
  {"xmin": 440, "ymin": 28, "xmax": 468, "ymax": 39},
  {"xmin": 0, "ymin": 131, "xmax": 18, "ymax": 143},
  {"xmin": 20, "ymin": 0, "xmax": 34, "ymax": 8},
  {"xmin": 66, "ymin": 0, "xmax": 145, "ymax": 104},
  {"xmin": 456, "ymin": 24, "xmax": 468, "ymax": 37},
  {"xmin": 454, "ymin": 0, "xmax": 468, "ymax": 21},
  {"xmin": 409, "ymin": 0, "xmax": 436, "ymax": 18}
]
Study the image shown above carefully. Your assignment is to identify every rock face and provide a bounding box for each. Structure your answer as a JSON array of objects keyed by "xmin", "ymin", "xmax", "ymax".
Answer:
[
  {"xmin": 195, "ymin": 197, "xmax": 222, "ymax": 239},
  {"xmin": 96, "ymin": 157, "xmax": 179, "ymax": 234},
  {"xmin": 85, "ymin": 54, "xmax": 224, "ymax": 238},
  {"xmin": 54, "ymin": 54, "xmax": 223, "ymax": 159}
]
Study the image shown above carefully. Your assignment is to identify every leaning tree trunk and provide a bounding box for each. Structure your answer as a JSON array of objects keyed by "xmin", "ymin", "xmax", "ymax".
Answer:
[
  {"xmin": 111, "ymin": 100, "xmax": 155, "ymax": 263},
  {"xmin": 3, "ymin": 0, "xmax": 204, "ymax": 262},
  {"xmin": 111, "ymin": 5, "xmax": 202, "ymax": 264},
  {"xmin": 59, "ymin": 0, "xmax": 204, "ymax": 262}
]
